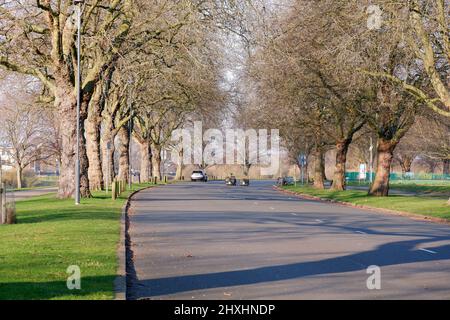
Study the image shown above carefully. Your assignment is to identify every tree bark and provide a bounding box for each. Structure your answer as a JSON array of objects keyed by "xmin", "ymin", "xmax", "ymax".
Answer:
[
  {"xmin": 56, "ymin": 85, "xmax": 91, "ymax": 199},
  {"xmin": 368, "ymin": 138, "xmax": 398, "ymax": 196},
  {"xmin": 101, "ymin": 119, "xmax": 116, "ymax": 188},
  {"xmin": 16, "ymin": 165, "xmax": 23, "ymax": 189},
  {"xmin": 175, "ymin": 148, "xmax": 184, "ymax": 180},
  {"xmin": 139, "ymin": 139, "xmax": 151, "ymax": 182},
  {"xmin": 331, "ymin": 139, "xmax": 351, "ymax": 190},
  {"xmin": 152, "ymin": 143, "xmax": 162, "ymax": 181},
  {"xmin": 313, "ymin": 146, "xmax": 325, "ymax": 189},
  {"xmin": 398, "ymin": 157, "xmax": 413, "ymax": 175},
  {"xmin": 86, "ymin": 99, "xmax": 104, "ymax": 191},
  {"xmin": 118, "ymin": 126, "xmax": 130, "ymax": 183},
  {"xmin": 443, "ymin": 159, "xmax": 450, "ymax": 175}
]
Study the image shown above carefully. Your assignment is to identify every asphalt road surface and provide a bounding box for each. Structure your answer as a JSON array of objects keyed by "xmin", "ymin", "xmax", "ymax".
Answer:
[{"xmin": 127, "ymin": 180, "xmax": 450, "ymax": 300}]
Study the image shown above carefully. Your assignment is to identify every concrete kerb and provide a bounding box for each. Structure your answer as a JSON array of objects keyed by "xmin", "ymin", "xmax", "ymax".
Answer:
[{"xmin": 114, "ymin": 186, "xmax": 153, "ymax": 300}]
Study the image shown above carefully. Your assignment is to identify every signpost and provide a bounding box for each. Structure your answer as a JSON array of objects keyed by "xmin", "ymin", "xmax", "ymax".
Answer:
[{"xmin": 298, "ymin": 154, "xmax": 307, "ymax": 185}]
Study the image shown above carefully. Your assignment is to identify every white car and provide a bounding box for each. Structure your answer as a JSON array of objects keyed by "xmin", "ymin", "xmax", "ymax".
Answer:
[{"xmin": 191, "ymin": 170, "xmax": 208, "ymax": 182}]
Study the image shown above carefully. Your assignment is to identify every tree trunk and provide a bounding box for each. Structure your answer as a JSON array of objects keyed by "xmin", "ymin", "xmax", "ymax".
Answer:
[
  {"xmin": 399, "ymin": 158, "xmax": 413, "ymax": 175},
  {"xmin": 118, "ymin": 126, "xmax": 130, "ymax": 183},
  {"xmin": 368, "ymin": 138, "xmax": 398, "ymax": 196},
  {"xmin": 16, "ymin": 165, "xmax": 23, "ymax": 189},
  {"xmin": 331, "ymin": 139, "xmax": 351, "ymax": 190},
  {"xmin": 139, "ymin": 139, "xmax": 151, "ymax": 182},
  {"xmin": 101, "ymin": 120, "xmax": 116, "ymax": 188},
  {"xmin": 86, "ymin": 110, "xmax": 103, "ymax": 190},
  {"xmin": 152, "ymin": 143, "xmax": 162, "ymax": 181},
  {"xmin": 313, "ymin": 146, "xmax": 325, "ymax": 189},
  {"xmin": 443, "ymin": 159, "xmax": 450, "ymax": 175},
  {"xmin": 56, "ymin": 85, "xmax": 91, "ymax": 199},
  {"xmin": 175, "ymin": 148, "xmax": 184, "ymax": 180}
]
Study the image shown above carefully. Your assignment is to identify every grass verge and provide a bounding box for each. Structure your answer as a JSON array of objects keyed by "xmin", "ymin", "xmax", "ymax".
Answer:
[
  {"xmin": 0, "ymin": 182, "xmax": 153, "ymax": 300},
  {"xmin": 347, "ymin": 181, "xmax": 450, "ymax": 196},
  {"xmin": 283, "ymin": 185, "xmax": 450, "ymax": 221}
]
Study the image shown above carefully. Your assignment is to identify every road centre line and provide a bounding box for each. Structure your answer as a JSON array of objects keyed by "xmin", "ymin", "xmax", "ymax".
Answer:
[{"xmin": 419, "ymin": 248, "xmax": 437, "ymax": 254}]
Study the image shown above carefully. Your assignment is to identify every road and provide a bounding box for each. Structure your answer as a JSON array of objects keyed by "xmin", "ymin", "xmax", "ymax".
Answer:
[{"xmin": 127, "ymin": 180, "xmax": 450, "ymax": 300}]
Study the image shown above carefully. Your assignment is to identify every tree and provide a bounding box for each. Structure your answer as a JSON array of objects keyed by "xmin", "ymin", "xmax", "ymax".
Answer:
[{"xmin": 0, "ymin": 102, "xmax": 50, "ymax": 189}]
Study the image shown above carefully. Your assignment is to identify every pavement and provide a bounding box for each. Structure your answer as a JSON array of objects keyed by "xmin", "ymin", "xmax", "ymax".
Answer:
[
  {"xmin": 6, "ymin": 187, "xmax": 57, "ymax": 202},
  {"xmin": 127, "ymin": 180, "xmax": 450, "ymax": 300}
]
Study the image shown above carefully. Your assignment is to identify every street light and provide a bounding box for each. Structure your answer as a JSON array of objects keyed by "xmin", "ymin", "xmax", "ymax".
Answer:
[
  {"xmin": 128, "ymin": 78, "xmax": 134, "ymax": 190},
  {"xmin": 369, "ymin": 137, "xmax": 374, "ymax": 184},
  {"xmin": 74, "ymin": 0, "xmax": 84, "ymax": 205}
]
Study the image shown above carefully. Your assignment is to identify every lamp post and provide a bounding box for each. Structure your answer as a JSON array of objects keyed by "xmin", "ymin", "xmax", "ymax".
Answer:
[
  {"xmin": 369, "ymin": 136, "xmax": 374, "ymax": 184},
  {"xmin": 128, "ymin": 79, "xmax": 133, "ymax": 189},
  {"xmin": 74, "ymin": 0, "xmax": 84, "ymax": 205}
]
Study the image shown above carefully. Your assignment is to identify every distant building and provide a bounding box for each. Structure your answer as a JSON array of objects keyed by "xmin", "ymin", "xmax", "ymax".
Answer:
[{"xmin": 0, "ymin": 145, "xmax": 14, "ymax": 171}]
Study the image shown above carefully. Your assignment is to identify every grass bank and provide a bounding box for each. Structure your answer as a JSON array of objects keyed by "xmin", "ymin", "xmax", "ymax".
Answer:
[
  {"xmin": 0, "ymin": 183, "xmax": 153, "ymax": 300},
  {"xmin": 347, "ymin": 181, "xmax": 450, "ymax": 196},
  {"xmin": 283, "ymin": 185, "xmax": 450, "ymax": 221}
]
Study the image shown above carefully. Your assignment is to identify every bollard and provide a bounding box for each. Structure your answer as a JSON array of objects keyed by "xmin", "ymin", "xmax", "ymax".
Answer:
[
  {"xmin": 112, "ymin": 180, "xmax": 117, "ymax": 200},
  {"xmin": 0, "ymin": 183, "xmax": 4, "ymax": 224},
  {"xmin": 1, "ymin": 183, "xmax": 6, "ymax": 225}
]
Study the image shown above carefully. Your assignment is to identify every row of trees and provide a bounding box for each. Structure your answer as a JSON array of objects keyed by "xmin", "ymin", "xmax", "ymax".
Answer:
[
  {"xmin": 0, "ymin": 0, "xmax": 229, "ymax": 197},
  {"xmin": 236, "ymin": 0, "xmax": 449, "ymax": 197}
]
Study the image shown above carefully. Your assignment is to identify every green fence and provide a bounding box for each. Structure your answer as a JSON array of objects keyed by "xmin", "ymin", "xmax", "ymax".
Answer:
[{"xmin": 345, "ymin": 172, "xmax": 450, "ymax": 182}]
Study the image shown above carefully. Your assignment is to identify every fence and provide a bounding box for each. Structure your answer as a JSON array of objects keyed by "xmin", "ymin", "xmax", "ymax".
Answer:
[
  {"xmin": 0, "ymin": 183, "xmax": 16, "ymax": 225},
  {"xmin": 345, "ymin": 172, "xmax": 450, "ymax": 182}
]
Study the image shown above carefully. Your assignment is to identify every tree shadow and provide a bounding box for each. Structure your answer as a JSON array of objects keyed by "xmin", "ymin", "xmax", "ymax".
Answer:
[
  {"xmin": 129, "ymin": 236, "xmax": 450, "ymax": 299},
  {"xmin": 0, "ymin": 275, "xmax": 116, "ymax": 300}
]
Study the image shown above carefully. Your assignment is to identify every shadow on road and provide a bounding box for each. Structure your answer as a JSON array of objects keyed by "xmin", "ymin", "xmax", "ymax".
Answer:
[{"xmin": 130, "ymin": 236, "xmax": 450, "ymax": 298}]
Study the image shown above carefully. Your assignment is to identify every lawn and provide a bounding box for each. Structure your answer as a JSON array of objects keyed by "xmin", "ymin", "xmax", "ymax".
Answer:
[
  {"xmin": 0, "ymin": 183, "xmax": 153, "ymax": 300},
  {"xmin": 283, "ymin": 185, "xmax": 450, "ymax": 221},
  {"xmin": 347, "ymin": 180, "xmax": 450, "ymax": 196}
]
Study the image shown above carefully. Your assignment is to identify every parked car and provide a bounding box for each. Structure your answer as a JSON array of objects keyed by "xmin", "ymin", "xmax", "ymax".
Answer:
[
  {"xmin": 277, "ymin": 176, "xmax": 295, "ymax": 186},
  {"xmin": 191, "ymin": 170, "xmax": 208, "ymax": 182},
  {"xmin": 240, "ymin": 178, "xmax": 250, "ymax": 186},
  {"xmin": 225, "ymin": 176, "xmax": 237, "ymax": 186}
]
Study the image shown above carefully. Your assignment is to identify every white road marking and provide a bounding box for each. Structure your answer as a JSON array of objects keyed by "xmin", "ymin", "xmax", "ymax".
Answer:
[
  {"xmin": 270, "ymin": 207, "xmax": 275, "ymax": 210},
  {"xmin": 355, "ymin": 231, "xmax": 367, "ymax": 235},
  {"xmin": 419, "ymin": 248, "xmax": 437, "ymax": 254},
  {"xmin": 315, "ymin": 219, "xmax": 323, "ymax": 223},
  {"xmin": 290, "ymin": 213, "xmax": 297, "ymax": 216}
]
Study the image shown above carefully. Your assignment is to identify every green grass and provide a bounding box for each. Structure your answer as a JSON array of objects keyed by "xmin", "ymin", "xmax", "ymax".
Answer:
[
  {"xmin": 347, "ymin": 181, "xmax": 450, "ymax": 196},
  {"xmin": 0, "ymin": 182, "xmax": 153, "ymax": 300},
  {"xmin": 283, "ymin": 185, "xmax": 450, "ymax": 221}
]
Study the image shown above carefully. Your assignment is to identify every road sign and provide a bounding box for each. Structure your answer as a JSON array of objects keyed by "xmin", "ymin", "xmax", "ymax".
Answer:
[
  {"xmin": 359, "ymin": 163, "xmax": 367, "ymax": 180},
  {"xmin": 298, "ymin": 154, "xmax": 307, "ymax": 167}
]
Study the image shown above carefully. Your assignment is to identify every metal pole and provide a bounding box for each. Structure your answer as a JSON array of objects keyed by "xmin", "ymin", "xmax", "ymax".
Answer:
[
  {"xmin": 128, "ymin": 86, "xmax": 133, "ymax": 190},
  {"xmin": 106, "ymin": 143, "xmax": 110, "ymax": 193},
  {"xmin": 128, "ymin": 116, "xmax": 132, "ymax": 189},
  {"xmin": 75, "ymin": 2, "xmax": 82, "ymax": 205},
  {"xmin": 369, "ymin": 136, "xmax": 373, "ymax": 184}
]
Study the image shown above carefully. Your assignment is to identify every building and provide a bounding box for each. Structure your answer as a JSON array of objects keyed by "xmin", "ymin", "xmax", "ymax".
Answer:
[{"xmin": 0, "ymin": 145, "xmax": 14, "ymax": 171}]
